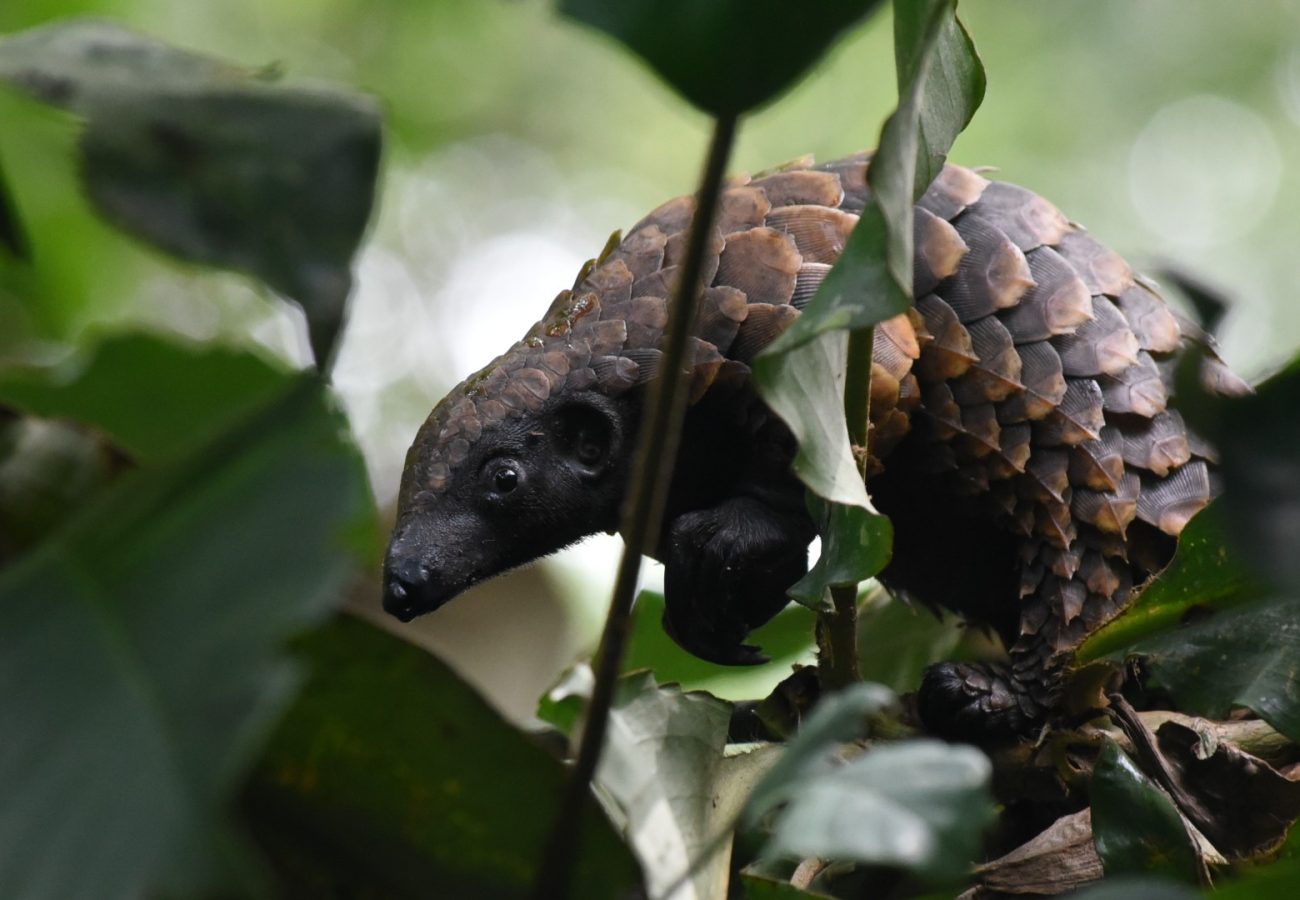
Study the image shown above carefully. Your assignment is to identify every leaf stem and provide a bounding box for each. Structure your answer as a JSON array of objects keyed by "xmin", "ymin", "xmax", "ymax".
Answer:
[
  {"xmin": 532, "ymin": 111, "xmax": 739, "ymax": 900},
  {"xmin": 816, "ymin": 325, "xmax": 874, "ymax": 690}
]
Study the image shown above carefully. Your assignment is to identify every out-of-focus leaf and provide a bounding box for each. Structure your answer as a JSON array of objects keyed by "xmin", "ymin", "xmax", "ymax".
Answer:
[
  {"xmin": 246, "ymin": 614, "xmax": 643, "ymax": 900},
  {"xmin": 623, "ymin": 591, "xmax": 817, "ymax": 700},
  {"xmin": 0, "ymin": 19, "xmax": 382, "ymax": 365},
  {"xmin": 856, "ymin": 593, "xmax": 966, "ymax": 692},
  {"xmin": 1128, "ymin": 596, "xmax": 1300, "ymax": 743},
  {"xmin": 739, "ymin": 872, "xmax": 835, "ymax": 899},
  {"xmin": 0, "ymin": 415, "xmax": 124, "ymax": 561},
  {"xmin": 1214, "ymin": 355, "xmax": 1300, "ymax": 593},
  {"xmin": 1089, "ymin": 740, "xmax": 1200, "ymax": 883},
  {"xmin": 757, "ymin": 740, "xmax": 993, "ymax": 883},
  {"xmin": 595, "ymin": 672, "xmax": 776, "ymax": 900},
  {"xmin": 0, "ymin": 153, "xmax": 27, "ymax": 258},
  {"xmin": 742, "ymin": 682, "xmax": 897, "ymax": 826},
  {"xmin": 1077, "ymin": 505, "xmax": 1265, "ymax": 661},
  {"xmin": 788, "ymin": 497, "xmax": 892, "ymax": 610},
  {"xmin": 537, "ymin": 660, "xmax": 594, "ymax": 738},
  {"xmin": 1209, "ymin": 857, "xmax": 1300, "ymax": 900},
  {"xmin": 557, "ymin": 0, "xmax": 883, "ymax": 116},
  {"xmin": 0, "ymin": 376, "xmax": 375, "ymax": 900},
  {"xmin": 1065, "ymin": 877, "xmax": 1196, "ymax": 900},
  {"xmin": 0, "ymin": 332, "xmax": 289, "ymax": 463}
]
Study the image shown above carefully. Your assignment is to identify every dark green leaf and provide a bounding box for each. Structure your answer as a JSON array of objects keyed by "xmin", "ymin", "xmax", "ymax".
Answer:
[
  {"xmin": 758, "ymin": 739, "xmax": 993, "ymax": 883},
  {"xmin": 0, "ymin": 19, "xmax": 382, "ymax": 366},
  {"xmin": 0, "ymin": 332, "xmax": 290, "ymax": 463},
  {"xmin": 788, "ymin": 497, "xmax": 892, "ymax": 610},
  {"xmin": 623, "ymin": 590, "xmax": 817, "ymax": 698},
  {"xmin": 1090, "ymin": 740, "xmax": 1200, "ymax": 883},
  {"xmin": 740, "ymin": 871, "xmax": 836, "ymax": 899},
  {"xmin": 742, "ymin": 682, "xmax": 897, "ymax": 826},
  {"xmin": 1077, "ymin": 505, "xmax": 1266, "ymax": 661},
  {"xmin": 1215, "ymin": 355, "xmax": 1300, "ymax": 593},
  {"xmin": 1129, "ymin": 595, "xmax": 1300, "ymax": 743},
  {"xmin": 557, "ymin": 0, "xmax": 883, "ymax": 115},
  {"xmin": 1210, "ymin": 857, "xmax": 1300, "ymax": 900},
  {"xmin": 1065, "ymin": 877, "xmax": 1196, "ymax": 900},
  {"xmin": 247, "ymin": 614, "xmax": 643, "ymax": 900},
  {"xmin": 0, "ymin": 376, "xmax": 375, "ymax": 900}
]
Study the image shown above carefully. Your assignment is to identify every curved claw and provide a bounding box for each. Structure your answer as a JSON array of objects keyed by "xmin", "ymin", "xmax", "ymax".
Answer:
[{"xmin": 918, "ymin": 661, "xmax": 1040, "ymax": 742}]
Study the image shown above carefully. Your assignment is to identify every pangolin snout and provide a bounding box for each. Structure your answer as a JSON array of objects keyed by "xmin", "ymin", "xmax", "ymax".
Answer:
[{"xmin": 382, "ymin": 555, "xmax": 449, "ymax": 622}]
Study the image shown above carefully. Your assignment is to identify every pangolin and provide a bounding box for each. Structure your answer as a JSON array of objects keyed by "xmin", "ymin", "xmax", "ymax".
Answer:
[{"xmin": 382, "ymin": 152, "xmax": 1246, "ymax": 740}]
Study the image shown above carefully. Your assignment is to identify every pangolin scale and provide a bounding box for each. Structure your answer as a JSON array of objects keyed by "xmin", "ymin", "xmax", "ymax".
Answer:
[{"xmin": 386, "ymin": 152, "xmax": 1246, "ymax": 739}]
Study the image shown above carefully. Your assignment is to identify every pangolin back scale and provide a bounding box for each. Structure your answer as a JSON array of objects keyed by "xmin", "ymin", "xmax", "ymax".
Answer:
[{"xmin": 400, "ymin": 151, "xmax": 1245, "ymax": 731}]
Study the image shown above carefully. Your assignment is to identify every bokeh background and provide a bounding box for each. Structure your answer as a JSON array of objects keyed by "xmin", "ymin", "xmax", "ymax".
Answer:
[{"xmin": 3, "ymin": 0, "xmax": 1297, "ymax": 720}]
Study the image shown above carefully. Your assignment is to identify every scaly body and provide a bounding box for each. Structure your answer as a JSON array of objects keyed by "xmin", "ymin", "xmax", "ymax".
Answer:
[{"xmin": 383, "ymin": 152, "xmax": 1244, "ymax": 740}]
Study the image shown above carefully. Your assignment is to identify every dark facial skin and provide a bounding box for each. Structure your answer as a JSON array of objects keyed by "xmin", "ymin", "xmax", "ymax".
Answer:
[{"xmin": 383, "ymin": 392, "xmax": 632, "ymax": 621}]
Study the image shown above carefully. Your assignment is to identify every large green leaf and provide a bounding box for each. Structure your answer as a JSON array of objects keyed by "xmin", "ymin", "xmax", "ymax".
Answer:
[
  {"xmin": 0, "ymin": 375, "xmax": 375, "ymax": 900},
  {"xmin": 0, "ymin": 19, "xmax": 382, "ymax": 366},
  {"xmin": 0, "ymin": 332, "xmax": 290, "ymax": 463},
  {"xmin": 0, "ymin": 152, "xmax": 26, "ymax": 259},
  {"xmin": 557, "ymin": 0, "xmax": 883, "ymax": 116},
  {"xmin": 1128, "ymin": 596, "xmax": 1300, "ymax": 743},
  {"xmin": 1089, "ymin": 740, "xmax": 1200, "ymax": 883},
  {"xmin": 856, "ymin": 593, "xmax": 967, "ymax": 693},
  {"xmin": 1077, "ymin": 505, "xmax": 1266, "ymax": 661},
  {"xmin": 757, "ymin": 739, "xmax": 993, "ymax": 883},
  {"xmin": 245, "ymin": 615, "xmax": 643, "ymax": 900}
]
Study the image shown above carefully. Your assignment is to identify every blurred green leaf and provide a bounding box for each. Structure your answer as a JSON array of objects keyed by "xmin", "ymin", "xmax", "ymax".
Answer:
[
  {"xmin": 0, "ymin": 332, "xmax": 290, "ymax": 463},
  {"xmin": 0, "ymin": 19, "xmax": 382, "ymax": 366},
  {"xmin": 1077, "ymin": 505, "xmax": 1266, "ymax": 661},
  {"xmin": 0, "ymin": 414, "xmax": 124, "ymax": 561},
  {"xmin": 742, "ymin": 682, "xmax": 897, "ymax": 827},
  {"xmin": 247, "ymin": 614, "xmax": 643, "ymax": 900},
  {"xmin": 624, "ymin": 590, "xmax": 817, "ymax": 699},
  {"xmin": 557, "ymin": 0, "xmax": 883, "ymax": 115},
  {"xmin": 1214, "ymin": 355, "xmax": 1300, "ymax": 593},
  {"xmin": 0, "ymin": 152, "xmax": 27, "ymax": 259},
  {"xmin": 1065, "ymin": 877, "xmax": 1196, "ymax": 900},
  {"xmin": 0, "ymin": 375, "xmax": 375, "ymax": 900},
  {"xmin": 1128, "ymin": 596, "xmax": 1300, "ymax": 743},
  {"xmin": 595, "ymin": 672, "xmax": 776, "ymax": 900},
  {"xmin": 789, "ymin": 497, "xmax": 892, "ymax": 610},
  {"xmin": 740, "ymin": 871, "xmax": 835, "ymax": 899},
  {"xmin": 1090, "ymin": 740, "xmax": 1200, "ymax": 883},
  {"xmin": 1210, "ymin": 857, "xmax": 1300, "ymax": 899},
  {"xmin": 856, "ymin": 593, "xmax": 966, "ymax": 692},
  {"xmin": 757, "ymin": 739, "xmax": 993, "ymax": 883}
]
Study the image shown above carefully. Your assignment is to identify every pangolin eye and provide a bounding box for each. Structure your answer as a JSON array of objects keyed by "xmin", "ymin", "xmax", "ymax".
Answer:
[
  {"xmin": 493, "ymin": 466, "xmax": 519, "ymax": 493},
  {"xmin": 576, "ymin": 430, "xmax": 604, "ymax": 465}
]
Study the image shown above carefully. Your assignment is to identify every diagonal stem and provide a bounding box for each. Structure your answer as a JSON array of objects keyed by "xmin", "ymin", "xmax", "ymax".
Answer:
[{"xmin": 532, "ymin": 111, "xmax": 739, "ymax": 900}]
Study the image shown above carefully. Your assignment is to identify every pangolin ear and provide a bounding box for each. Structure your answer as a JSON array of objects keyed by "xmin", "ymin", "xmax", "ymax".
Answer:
[{"xmin": 553, "ymin": 398, "xmax": 621, "ymax": 479}]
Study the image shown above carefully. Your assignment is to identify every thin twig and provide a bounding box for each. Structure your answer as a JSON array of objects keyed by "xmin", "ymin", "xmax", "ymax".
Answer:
[{"xmin": 532, "ymin": 112, "xmax": 739, "ymax": 900}]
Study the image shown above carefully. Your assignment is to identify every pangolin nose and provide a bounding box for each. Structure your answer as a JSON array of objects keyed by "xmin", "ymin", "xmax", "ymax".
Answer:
[{"xmin": 382, "ymin": 557, "xmax": 432, "ymax": 622}]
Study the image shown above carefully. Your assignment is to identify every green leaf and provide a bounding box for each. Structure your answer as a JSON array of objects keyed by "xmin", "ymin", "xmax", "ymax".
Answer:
[
  {"xmin": 0, "ymin": 376, "xmax": 375, "ymax": 900},
  {"xmin": 758, "ymin": 739, "xmax": 993, "ymax": 883},
  {"xmin": 246, "ymin": 615, "xmax": 643, "ymax": 900},
  {"xmin": 0, "ymin": 19, "xmax": 382, "ymax": 366},
  {"xmin": 1077, "ymin": 504, "xmax": 1266, "ymax": 661},
  {"xmin": 623, "ymin": 590, "xmax": 817, "ymax": 700},
  {"xmin": 0, "ymin": 332, "xmax": 291, "ymax": 463},
  {"xmin": 742, "ymin": 682, "xmax": 897, "ymax": 826},
  {"xmin": 740, "ymin": 871, "xmax": 836, "ymax": 899},
  {"xmin": 1128, "ymin": 595, "xmax": 1300, "ymax": 743},
  {"xmin": 1090, "ymin": 740, "xmax": 1200, "ymax": 883},
  {"xmin": 1065, "ymin": 878, "xmax": 1196, "ymax": 900},
  {"xmin": 1210, "ymin": 857, "xmax": 1300, "ymax": 900},
  {"xmin": 595, "ymin": 672, "xmax": 777, "ymax": 900},
  {"xmin": 1214, "ymin": 355, "xmax": 1300, "ymax": 593},
  {"xmin": 788, "ymin": 496, "xmax": 893, "ymax": 609},
  {"xmin": 557, "ymin": 0, "xmax": 884, "ymax": 115}
]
